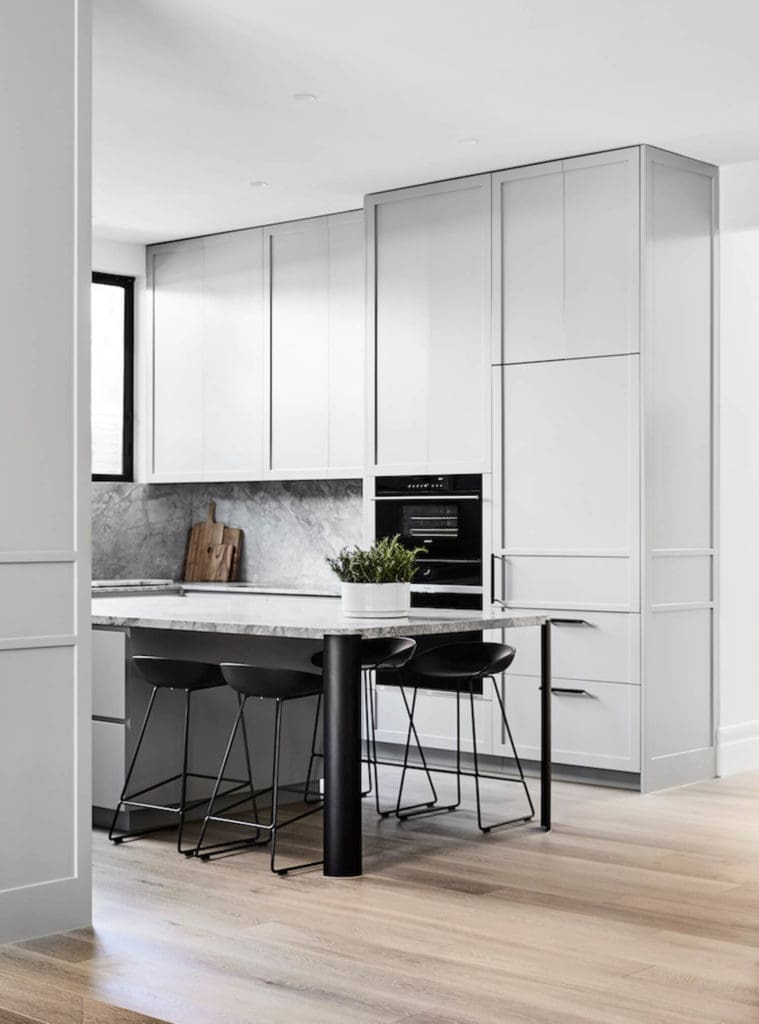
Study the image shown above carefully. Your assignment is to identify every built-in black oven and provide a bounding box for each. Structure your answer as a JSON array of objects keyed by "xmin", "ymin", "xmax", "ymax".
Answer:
[
  {"xmin": 374, "ymin": 474, "xmax": 484, "ymax": 694},
  {"xmin": 374, "ymin": 474, "xmax": 482, "ymax": 590}
]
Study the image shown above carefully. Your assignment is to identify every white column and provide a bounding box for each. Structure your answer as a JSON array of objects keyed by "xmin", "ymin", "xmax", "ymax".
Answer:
[{"xmin": 0, "ymin": 0, "xmax": 92, "ymax": 941}]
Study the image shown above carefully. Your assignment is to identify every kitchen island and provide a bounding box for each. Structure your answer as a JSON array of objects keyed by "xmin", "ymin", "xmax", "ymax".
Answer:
[{"xmin": 93, "ymin": 592, "xmax": 551, "ymax": 876}]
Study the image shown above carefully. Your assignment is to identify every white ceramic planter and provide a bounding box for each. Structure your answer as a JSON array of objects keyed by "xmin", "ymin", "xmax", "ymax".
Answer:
[{"xmin": 340, "ymin": 581, "xmax": 411, "ymax": 619}]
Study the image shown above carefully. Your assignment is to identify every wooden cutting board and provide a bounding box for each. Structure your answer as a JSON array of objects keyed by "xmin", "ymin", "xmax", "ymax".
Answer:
[
  {"xmin": 206, "ymin": 542, "xmax": 235, "ymax": 582},
  {"xmin": 184, "ymin": 502, "xmax": 225, "ymax": 582},
  {"xmin": 222, "ymin": 526, "xmax": 242, "ymax": 582}
]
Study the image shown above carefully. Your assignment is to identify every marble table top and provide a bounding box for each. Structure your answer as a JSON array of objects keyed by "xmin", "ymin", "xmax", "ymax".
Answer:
[{"xmin": 91, "ymin": 592, "xmax": 547, "ymax": 640}]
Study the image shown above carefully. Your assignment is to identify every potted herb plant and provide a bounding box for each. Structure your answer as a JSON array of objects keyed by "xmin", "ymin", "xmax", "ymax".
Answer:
[{"xmin": 326, "ymin": 535, "xmax": 425, "ymax": 618}]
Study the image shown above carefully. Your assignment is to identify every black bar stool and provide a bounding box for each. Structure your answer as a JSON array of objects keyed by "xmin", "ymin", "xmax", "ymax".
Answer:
[
  {"xmin": 108, "ymin": 656, "xmax": 256, "ymax": 855},
  {"xmin": 194, "ymin": 664, "xmax": 324, "ymax": 875},
  {"xmin": 308, "ymin": 637, "xmax": 438, "ymax": 817},
  {"xmin": 392, "ymin": 642, "xmax": 535, "ymax": 832}
]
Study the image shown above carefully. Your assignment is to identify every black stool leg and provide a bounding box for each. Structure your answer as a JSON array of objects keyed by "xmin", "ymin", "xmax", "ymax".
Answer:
[
  {"xmin": 362, "ymin": 670, "xmax": 374, "ymax": 797},
  {"xmin": 469, "ymin": 679, "xmax": 485, "ymax": 832},
  {"xmin": 306, "ymin": 678, "xmax": 373, "ymax": 804},
  {"xmin": 304, "ymin": 693, "xmax": 322, "ymax": 804},
  {"xmin": 394, "ymin": 687, "xmax": 458, "ymax": 822},
  {"xmin": 269, "ymin": 699, "xmax": 283, "ymax": 873},
  {"xmin": 109, "ymin": 685, "xmax": 160, "ymax": 844},
  {"xmin": 492, "ymin": 676, "xmax": 535, "ymax": 825},
  {"xmin": 237, "ymin": 692, "xmax": 260, "ymax": 823},
  {"xmin": 176, "ymin": 689, "xmax": 193, "ymax": 854},
  {"xmin": 194, "ymin": 697, "xmax": 256, "ymax": 857}
]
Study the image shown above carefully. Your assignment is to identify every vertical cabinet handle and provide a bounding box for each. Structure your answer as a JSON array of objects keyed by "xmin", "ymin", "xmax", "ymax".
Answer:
[{"xmin": 490, "ymin": 553, "xmax": 507, "ymax": 607}]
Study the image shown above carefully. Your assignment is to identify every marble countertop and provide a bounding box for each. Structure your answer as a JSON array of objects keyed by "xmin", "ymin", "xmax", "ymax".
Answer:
[{"xmin": 91, "ymin": 592, "xmax": 547, "ymax": 639}]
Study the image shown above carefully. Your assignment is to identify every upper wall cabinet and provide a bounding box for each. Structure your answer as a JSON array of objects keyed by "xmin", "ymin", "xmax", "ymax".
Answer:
[
  {"xmin": 367, "ymin": 176, "xmax": 491, "ymax": 474},
  {"xmin": 493, "ymin": 148, "xmax": 640, "ymax": 364},
  {"xmin": 149, "ymin": 229, "xmax": 264, "ymax": 482},
  {"xmin": 263, "ymin": 211, "xmax": 365, "ymax": 479}
]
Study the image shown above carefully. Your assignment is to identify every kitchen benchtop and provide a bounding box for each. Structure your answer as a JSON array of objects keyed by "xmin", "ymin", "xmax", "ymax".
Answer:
[{"xmin": 91, "ymin": 591, "xmax": 547, "ymax": 640}]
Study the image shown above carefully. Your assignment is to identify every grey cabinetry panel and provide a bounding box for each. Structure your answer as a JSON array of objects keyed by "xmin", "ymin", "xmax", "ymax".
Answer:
[
  {"xmin": 493, "ymin": 148, "xmax": 639, "ymax": 363},
  {"xmin": 368, "ymin": 175, "xmax": 491, "ymax": 473},
  {"xmin": 496, "ymin": 354, "xmax": 639, "ymax": 611},
  {"xmin": 264, "ymin": 211, "xmax": 365, "ymax": 478},
  {"xmin": 149, "ymin": 229, "xmax": 264, "ymax": 481}
]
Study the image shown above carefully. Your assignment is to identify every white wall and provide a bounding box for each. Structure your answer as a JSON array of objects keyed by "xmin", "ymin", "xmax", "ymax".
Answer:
[
  {"xmin": 718, "ymin": 161, "xmax": 759, "ymax": 774},
  {"xmin": 0, "ymin": 0, "xmax": 92, "ymax": 940},
  {"xmin": 93, "ymin": 237, "xmax": 149, "ymax": 479}
]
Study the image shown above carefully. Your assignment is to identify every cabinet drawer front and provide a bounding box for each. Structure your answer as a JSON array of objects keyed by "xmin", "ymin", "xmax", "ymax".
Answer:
[
  {"xmin": 500, "ymin": 675, "xmax": 640, "ymax": 772},
  {"xmin": 502, "ymin": 610, "xmax": 639, "ymax": 684},
  {"xmin": 374, "ymin": 685, "xmax": 492, "ymax": 755},
  {"xmin": 92, "ymin": 628, "xmax": 126, "ymax": 720},
  {"xmin": 92, "ymin": 720, "xmax": 125, "ymax": 810},
  {"xmin": 501, "ymin": 554, "xmax": 637, "ymax": 612}
]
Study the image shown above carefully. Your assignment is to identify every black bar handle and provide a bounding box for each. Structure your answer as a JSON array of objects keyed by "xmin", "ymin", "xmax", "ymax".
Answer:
[
  {"xmin": 550, "ymin": 618, "xmax": 591, "ymax": 626},
  {"xmin": 490, "ymin": 553, "xmax": 507, "ymax": 607},
  {"xmin": 551, "ymin": 687, "xmax": 593, "ymax": 697}
]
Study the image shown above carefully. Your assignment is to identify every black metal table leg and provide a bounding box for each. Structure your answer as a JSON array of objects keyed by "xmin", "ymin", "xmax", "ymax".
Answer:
[
  {"xmin": 323, "ymin": 633, "xmax": 363, "ymax": 877},
  {"xmin": 540, "ymin": 620, "xmax": 552, "ymax": 831}
]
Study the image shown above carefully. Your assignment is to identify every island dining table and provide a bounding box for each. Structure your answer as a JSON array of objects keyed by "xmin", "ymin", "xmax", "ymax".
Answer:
[{"xmin": 92, "ymin": 592, "xmax": 552, "ymax": 877}]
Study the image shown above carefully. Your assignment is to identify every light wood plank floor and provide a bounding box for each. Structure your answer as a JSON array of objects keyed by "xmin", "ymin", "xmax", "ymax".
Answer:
[{"xmin": 3, "ymin": 770, "xmax": 759, "ymax": 1024}]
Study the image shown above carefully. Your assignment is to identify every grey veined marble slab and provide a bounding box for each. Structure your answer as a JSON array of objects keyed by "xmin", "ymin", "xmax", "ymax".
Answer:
[{"xmin": 91, "ymin": 593, "xmax": 548, "ymax": 640}]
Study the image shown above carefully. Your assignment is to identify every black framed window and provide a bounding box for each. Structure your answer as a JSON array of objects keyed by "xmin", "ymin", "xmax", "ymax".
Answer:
[{"xmin": 91, "ymin": 272, "xmax": 134, "ymax": 481}]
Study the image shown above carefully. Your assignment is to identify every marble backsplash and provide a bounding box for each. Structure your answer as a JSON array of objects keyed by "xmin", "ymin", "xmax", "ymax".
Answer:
[{"xmin": 92, "ymin": 480, "xmax": 363, "ymax": 591}]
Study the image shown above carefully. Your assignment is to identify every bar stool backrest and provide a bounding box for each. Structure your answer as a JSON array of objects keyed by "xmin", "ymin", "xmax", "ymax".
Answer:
[{"xmin": 406, "ymin": 641, "xmax": 516, "ymax": 680}]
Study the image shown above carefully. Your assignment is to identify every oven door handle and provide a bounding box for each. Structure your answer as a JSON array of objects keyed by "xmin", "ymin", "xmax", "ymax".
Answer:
[
  {"xmin": 490, "ymin": 553, "xmax": 508, "ymax": 608},
  {"xmin": 370, "ymin": 495, "xmax": 481, "ymax": 502}
]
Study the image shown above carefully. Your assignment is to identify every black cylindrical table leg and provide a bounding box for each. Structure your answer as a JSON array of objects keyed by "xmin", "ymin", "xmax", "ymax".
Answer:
[
  {"xmin": 540, "ymin": 620, "xmax": 552, "ymax": 831},
  {"xmin": 323, "ymin": 632, "xmax": 363, "ymax": 876}
]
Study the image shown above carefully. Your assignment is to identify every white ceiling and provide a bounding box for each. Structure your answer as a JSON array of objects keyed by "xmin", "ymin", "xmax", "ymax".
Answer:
[{"xmin": 93, "ymin": 0, "xmax": 759, "ymax": 244}]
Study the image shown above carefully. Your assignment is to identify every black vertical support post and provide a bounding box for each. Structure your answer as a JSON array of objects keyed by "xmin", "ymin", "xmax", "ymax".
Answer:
[
  {"xmin": 323, "ymin": 633, "xmax": 363, "ymax": 876},
  {"xmin": 540, "ymin": 619, "xmax": 552, "ymax": 831}
]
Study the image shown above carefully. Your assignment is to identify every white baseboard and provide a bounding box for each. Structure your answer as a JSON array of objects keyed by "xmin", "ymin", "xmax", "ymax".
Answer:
[{"xmin": 718, "ymin": 720, "xmax": 759, "ymax": 776}]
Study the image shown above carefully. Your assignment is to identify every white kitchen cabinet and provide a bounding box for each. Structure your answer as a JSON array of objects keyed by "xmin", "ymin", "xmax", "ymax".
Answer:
[
  {"xmin": 495, "ymin": 675, "xmax": 640, "ymax": 773},
  {"xmin": 148, "ymin": 228, "xmax": 264, "ymax": 481},
  {"xmin": 264, "ymin": 211, "xmax": 365, "ymax": 478},
  {"xmin": 492, "ymin": 148, "xmax": 639, "ymax": 363},
  {"xmin": 367, "ymin": 175, "xmax": 491, "ymax": 474},
  {"xmin": 490, "ymin": 146, "xmax": 717, "ymax": 792},
  {"xmin": 495, "ymin": 354, "xmax": 639, "ymax": 611},
  {"xmin": 151, "ymin": 239, "xmax": 205, "ymax": 477}
]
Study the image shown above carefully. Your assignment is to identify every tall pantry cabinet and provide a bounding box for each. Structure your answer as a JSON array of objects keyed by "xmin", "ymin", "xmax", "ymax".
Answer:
[{"xmin": 490, "ymin": 147, "xmax": 718, "ymax": 792}]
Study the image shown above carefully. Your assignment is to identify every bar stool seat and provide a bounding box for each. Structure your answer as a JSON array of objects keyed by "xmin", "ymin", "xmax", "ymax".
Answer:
[
  {"xmin": 308, "ymin": 637, "xmax": 438, "ymax": 817},
  {"xmin": 194, "ymin": 664, "xmax": 324, "ymax": 875},
  {"xmin": 131, "ymin": 656, "xmax": 225, "ymax": 690},
  {"xmin": 109, "ymin": 657, "xmax": 254, "ymax": 855},
  {"xmin": 393, "ymin": 641, "xmax": 535, "ymax": 833}
]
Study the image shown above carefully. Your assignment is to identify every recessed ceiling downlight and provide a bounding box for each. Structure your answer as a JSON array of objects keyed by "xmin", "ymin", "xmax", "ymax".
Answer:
[
  {"xmin": 293, "ymin": 92, "xmax": 318, "ymax": 102},
  {"xmin": 460, "ymin": 137, "xmax": 479, "ymax": 146},
  {"xmin": 249, "ymin": 180, "xmax": 269, "ymax": 188}
]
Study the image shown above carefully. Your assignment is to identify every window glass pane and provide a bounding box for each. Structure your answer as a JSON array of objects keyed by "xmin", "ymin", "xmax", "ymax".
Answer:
[{"xmin": 91, "ymin": 281, "xmax": 125, "ymax": 475}]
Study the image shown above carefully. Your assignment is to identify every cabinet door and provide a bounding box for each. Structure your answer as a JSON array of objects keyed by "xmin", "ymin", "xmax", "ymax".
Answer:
[
  {"xmin": 498, "ymin": 355, "xmax": 639, "ymax": 610},
  {"xmin": 265, "ymin": 218, "xmax": 330, "ymax": 475},
  {"xmin": 151, "ymin": 241, "xmax": 204, "ymax": 477},
  {"xmin": 563, "ymin": 149, "xmax": 640, "ymax": 358},
  {"xmin": 326, "ymin": 212, "xmax": 365, "ymax": 474},
  {"xmin": 203, "ymin": 229, "xmax": 264, "ymax": 478},
  {"xmin": 493, "ymin": 162, "xmax": 564, "ymax": 364},
  {"xmin": 369, "ymin": 175, "xmax": 490, "ymax": 472}
]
